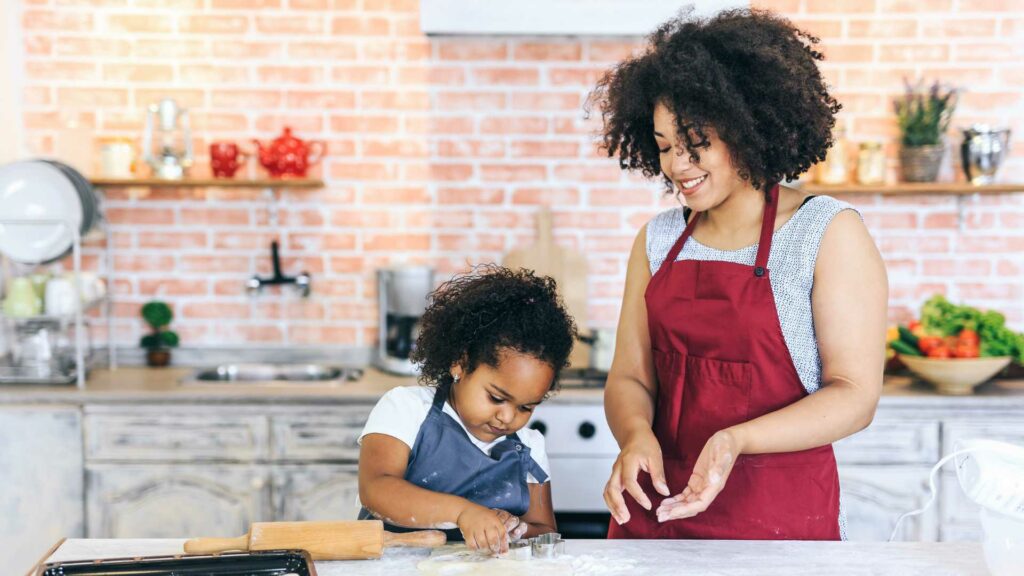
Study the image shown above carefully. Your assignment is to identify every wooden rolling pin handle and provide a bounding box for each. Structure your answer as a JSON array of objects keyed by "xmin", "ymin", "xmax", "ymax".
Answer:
[
  {"xmin": 383, "ymin": 530, "xmax": 447, "ymax": 548},
  {"xmin": 183, "ymin": 535, "xmax": 250, "ymax": 555}
]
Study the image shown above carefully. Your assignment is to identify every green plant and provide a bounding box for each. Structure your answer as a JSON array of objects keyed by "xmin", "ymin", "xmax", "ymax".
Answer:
[
  {"xmin": 139, "ymin": 301, "xmax": 179, "ymax": 350},
  {"xmin": 893, "ymin": 79, "xmax": 958, "ymax": 147}
]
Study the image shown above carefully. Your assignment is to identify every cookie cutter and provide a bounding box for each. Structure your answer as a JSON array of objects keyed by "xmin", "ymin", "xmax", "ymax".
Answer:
[
  {"xmin": 529, "ymin": 532, "xmax": 566, "ymax": 559},
  {"xmin": 507, "ymin": 538, "xmax": 533, "ymax": 561}
]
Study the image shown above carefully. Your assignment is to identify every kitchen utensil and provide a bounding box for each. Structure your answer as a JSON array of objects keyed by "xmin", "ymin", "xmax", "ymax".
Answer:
[
  {"xmin": 43, "ymin": 159, "xmax": 99, "ymax": 238},
  {"xmin": 507, "ymin": 538, "xmax": 532, "ymax": 560},
  {"xmin": 0, "ymin": 160, "xmax": 83, "ymax": 264},
  {"xmin": 960, "ymin": 125, "xmax": 1011, "ymax": 185},
  {"xmin": 3, "ymin": 277, "xmax": 42, "ymax": 317},
  {"xmin": 890, "ymin": 439, "xmax": 1024, "ymax": 576},
  {"xmin": 142, "ymin": 98, "xmax": 193, "ymax": 180},
  {"xmin": 898, "ymin": 354, "xmax": 1012, "ymax": 395},
  {"xmin": 45, "ymin": 276, "xmax": 78, "ymax": 316},
  {"xmin": 183, "ymin": 520, "xmax": 447, "ymax": 560},
  {"xmin": 42, "ymin": 549, "xmax": 317, "ymax": 576},
  {"xmin": 503, "ymin": 207, "xmax": 590, "ymax": 368},
  {"xmin": 530, "ymin": 532, "xmax": 566, "ymax": 559},
  {"xmin": 253, "ymin": 126, "xmax": 326, "ymax": 179},
  {"xmin": 210, "ymin": 141, "xmax": 248, "ymax": 178}
]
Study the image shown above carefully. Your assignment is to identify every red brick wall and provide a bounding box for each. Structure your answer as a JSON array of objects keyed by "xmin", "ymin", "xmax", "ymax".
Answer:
[{"xmin": 16, "ymin": 0, "xmax": 1024, "ymax": 347}]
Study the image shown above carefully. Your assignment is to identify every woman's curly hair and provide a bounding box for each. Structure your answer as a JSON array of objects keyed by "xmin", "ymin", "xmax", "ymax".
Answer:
[
  {"xmin": 411, "ymin": 265, "xmax": 577, "ymax": 394},
  {"xmin": 587, "ymin": 8, "xmax": 841, "ymax": 194}
]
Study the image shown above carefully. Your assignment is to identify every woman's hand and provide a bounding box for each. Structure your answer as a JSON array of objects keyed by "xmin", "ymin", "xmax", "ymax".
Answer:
[
  {"xmin": 457, "ymin": 505, "xmax": 511, "ymax": 553},
  {"xmin": 604, "ymin": 428, "xmax": 671, "ymax": 524},
  {"xmin": 656, "ymin": 428, "xmax": 743, "ymax": 522}
]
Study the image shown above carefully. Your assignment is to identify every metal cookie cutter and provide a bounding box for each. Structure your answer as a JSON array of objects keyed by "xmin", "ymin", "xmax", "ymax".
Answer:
[
  {"xmin": 507, "ymin": 538, "xmax": 533, "ymax": 561},
  {"xmin": 530, "ymin": 532, "xmax": 566, "ymax": 559}
]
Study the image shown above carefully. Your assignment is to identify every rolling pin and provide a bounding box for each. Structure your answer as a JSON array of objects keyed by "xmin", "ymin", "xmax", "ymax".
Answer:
[{"xmin": 183, "ymin": 520, "xmax": 447, "ymax": 560}]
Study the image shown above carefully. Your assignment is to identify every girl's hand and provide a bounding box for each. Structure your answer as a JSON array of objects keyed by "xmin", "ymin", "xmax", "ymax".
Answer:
[
  {"xmin": 655, "ymin": 429, "xmax": 742, "ymax": 522},
  {"xmin": 457, "ymin": 505, "xmax": 511, "ymax": 553},
  {"xmin": 604, "ymin": 429, "xmax": 670, "ymax": 524},
  {"xmin": 492, "ymin": 509, "xmax": 529, "ymax": 539}
]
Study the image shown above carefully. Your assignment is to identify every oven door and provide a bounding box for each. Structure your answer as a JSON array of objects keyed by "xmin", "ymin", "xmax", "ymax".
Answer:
[{"xmin": 550, "ymin": 456, "xmax": 614, "ymax": 538}]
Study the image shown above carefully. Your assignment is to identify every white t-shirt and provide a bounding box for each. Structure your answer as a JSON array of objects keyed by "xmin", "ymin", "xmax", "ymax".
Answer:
[{"xmin": 359, "ymin": 386, "xmax": 551, "ymax": 484}]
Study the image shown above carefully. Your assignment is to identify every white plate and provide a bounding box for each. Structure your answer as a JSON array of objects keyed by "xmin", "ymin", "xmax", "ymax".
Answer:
[{"xmin": 0, "ymin": 160, "xmax": 83, "ymax": 263}]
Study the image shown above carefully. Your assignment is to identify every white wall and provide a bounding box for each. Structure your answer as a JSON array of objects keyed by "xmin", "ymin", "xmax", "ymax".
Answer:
[{"xmin": 0, "ymin": 1, "xmax": 25, "ymax": 163}]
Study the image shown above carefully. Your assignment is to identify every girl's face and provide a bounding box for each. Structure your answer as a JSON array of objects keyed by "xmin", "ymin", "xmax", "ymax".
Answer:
[
  {"xmin": 653, "ymin": 101, "xmax": 746, "ymax": 212},
  {"xmin": 449, "ymin": 349, "xmax": 553, "ymax": 443}
]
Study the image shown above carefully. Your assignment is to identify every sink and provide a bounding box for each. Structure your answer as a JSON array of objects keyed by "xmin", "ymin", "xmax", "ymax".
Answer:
[{"xmin": 181, "ymin": 364, "xmax": 363, "ymax": 385}]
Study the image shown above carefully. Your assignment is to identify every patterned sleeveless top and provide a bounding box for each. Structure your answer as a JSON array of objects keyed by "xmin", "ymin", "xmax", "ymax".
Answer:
[
  {"xmin": 646, "ymin": 195, "xmax": 859, "ymax": 395},
  {"xmin": 646, "ymin": 194, "xmax": 859, "ymax": 541}
]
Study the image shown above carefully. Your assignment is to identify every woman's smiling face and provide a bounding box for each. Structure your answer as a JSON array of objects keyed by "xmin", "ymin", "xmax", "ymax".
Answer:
[{"xmin": 653, "ymin": 101, "xmax": 746, "ymax": 212}]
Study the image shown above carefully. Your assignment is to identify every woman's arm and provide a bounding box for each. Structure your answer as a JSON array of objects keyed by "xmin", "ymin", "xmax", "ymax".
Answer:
[
  {"xmin": 518, "ymin": 482, "xmax": 557, "ymax": 538},
  {"xmin": 729, "ymin": 209, "xmax": 887, "ymax": 454},
  {"xmin": 603, "ymin": 225, "xmax": 670, "ymax": 524},
  {"xmin": 359, "ymin": 433, "xmax": 511, "ymax": 551}
]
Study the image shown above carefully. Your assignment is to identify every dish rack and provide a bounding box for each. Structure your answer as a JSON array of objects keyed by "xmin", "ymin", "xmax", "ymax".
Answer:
[{"xmin": 0, "ymin": 216, "xmax": 116, "ymax": 388}]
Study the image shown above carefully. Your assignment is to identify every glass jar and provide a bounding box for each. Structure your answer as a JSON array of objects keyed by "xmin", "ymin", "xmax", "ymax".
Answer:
[
  {"xmin": 818, "ymin": 129, "xmax": 849, "ymax": 185},
  {"xmin": 857, "ymin": 141, "xmax": 886, "ymax": 185}
]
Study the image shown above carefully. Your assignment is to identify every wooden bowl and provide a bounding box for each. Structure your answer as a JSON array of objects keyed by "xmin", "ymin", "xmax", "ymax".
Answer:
[{"xmin": 898, "ymin": 355, "xmax": 1013, "ymax": 395}]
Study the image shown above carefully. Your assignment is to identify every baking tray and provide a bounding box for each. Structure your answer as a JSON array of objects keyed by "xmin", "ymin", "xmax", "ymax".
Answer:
[{"xmin": 40, "ymin": 549, "xmax": 317, "ymax": 576}]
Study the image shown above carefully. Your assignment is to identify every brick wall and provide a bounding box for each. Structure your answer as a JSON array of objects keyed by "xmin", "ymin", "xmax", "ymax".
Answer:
[{"xmin": 14, "ymin": 0, "xmax": 1024, "ymax": 347}]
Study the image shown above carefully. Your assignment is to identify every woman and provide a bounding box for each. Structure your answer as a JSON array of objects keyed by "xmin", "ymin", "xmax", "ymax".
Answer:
[{"xmin": 589, "ymin": 9, "xmax": 887, "ymax": 540}]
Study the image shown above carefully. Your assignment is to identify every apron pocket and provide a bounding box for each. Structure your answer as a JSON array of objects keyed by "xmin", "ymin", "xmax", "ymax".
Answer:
[{"xmin": 680, "ymin": 355, "xmax": 752, "ymax": 448}]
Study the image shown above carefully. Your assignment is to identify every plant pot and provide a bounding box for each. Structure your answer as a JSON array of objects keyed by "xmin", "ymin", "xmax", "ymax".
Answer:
[
  {"xmin": 899, "ymin": 144, "xmax": 945, "ymax": 182},
  {"xmin": 146, "ymin": 348, "xmax": 172, "ymax": 367}
]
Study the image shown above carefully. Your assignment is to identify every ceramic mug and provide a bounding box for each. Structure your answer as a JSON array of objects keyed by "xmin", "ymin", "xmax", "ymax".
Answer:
[
  {"xmin": 3, "ymin": 277, "xmax": 42, "ymax": 317},
  {"xmin": 45, "ymin": 277, "xmax": 78, "ymax": 316},
  {"xmin": 210, "ymin": 141, "xmax": 248, "ymax": 178}
]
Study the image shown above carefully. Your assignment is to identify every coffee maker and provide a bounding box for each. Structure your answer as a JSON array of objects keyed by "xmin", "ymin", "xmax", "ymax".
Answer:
[{"xmin": 375, "ymin": 266, "xmax": 434, "ymax": 376}]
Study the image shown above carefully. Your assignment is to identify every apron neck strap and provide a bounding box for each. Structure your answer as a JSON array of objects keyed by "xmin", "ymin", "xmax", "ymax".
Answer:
[
  {"xmin": 659, "ymin": 182, "xmax": 781, "ymax": 277},
  {"xmin": 753, "ymin": 183, "xmax": 780, "ymax": 275}
]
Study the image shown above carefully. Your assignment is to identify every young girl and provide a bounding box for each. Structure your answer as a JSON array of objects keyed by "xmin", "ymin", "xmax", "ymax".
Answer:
[{"xmin": 358, "ymin": 265, "xmax": 576, "ymax": 553}]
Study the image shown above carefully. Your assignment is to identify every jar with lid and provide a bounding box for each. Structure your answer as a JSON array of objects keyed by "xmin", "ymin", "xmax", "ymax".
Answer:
[
  {"xmin": 99, "ymin": 137, "xmax": 136, "ymax": 178},
  {"xmin": 857, "ymin": 141, "xmax": 886, "ymax": 185},
  {"xmin": 817, "ymin": 128, "xmax": 849, "ymax": 185}
]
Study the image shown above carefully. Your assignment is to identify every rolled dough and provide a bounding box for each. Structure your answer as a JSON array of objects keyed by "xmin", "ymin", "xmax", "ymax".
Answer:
[{"xmin": 416, "ymin": 545, "xmax": 575, "ymax": 575}]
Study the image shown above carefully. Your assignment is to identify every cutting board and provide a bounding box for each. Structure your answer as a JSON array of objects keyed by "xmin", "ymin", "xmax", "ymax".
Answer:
[{"xmin": 503, "ymin": 207, "xmax": 590, "ymax": 369}]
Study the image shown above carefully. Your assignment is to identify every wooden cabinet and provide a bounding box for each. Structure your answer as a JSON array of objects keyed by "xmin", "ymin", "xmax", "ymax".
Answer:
[
  {"xmin": 86, "ymin": 464, "xmax": 272, "ymax": 538},
  {"xmin": 0, "ymin": 406, "xmax": 83, "ymax": 575},
  {"xmin": 272, "ymin": 465, "xmax": 362, "ymax": 522},
  {"xmin": 838, "ymin": 465, "xmax": 937, "ymax": 542}
]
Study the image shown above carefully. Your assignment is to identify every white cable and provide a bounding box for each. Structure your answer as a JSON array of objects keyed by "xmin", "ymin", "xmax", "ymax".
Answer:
[{"xmin": 888, "ymin": 448, "xmax": 976, "ymax": 542}]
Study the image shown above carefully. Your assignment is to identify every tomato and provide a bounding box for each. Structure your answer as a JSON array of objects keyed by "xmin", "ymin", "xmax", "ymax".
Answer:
[
  {"xmin": 908, "ymin": 320, "xmax": 925, "ymax": 337},
  {"xmin": 954, "ymin": 344, "xmax": 980, "ymax": 358},
  {"xmin": 958, "ymin": 329, "xmax": 980, "ymax": 347},
  {"xmin": 918, "ymin": 336, "xmax": 944, "ymax": 354},
  {"xmin": 927, "ymin": 346, "xmax": 952, "ymax": 359},
  {"xmin": 908, "ymin": 320, "xmax": 921, "ymax": 331}
]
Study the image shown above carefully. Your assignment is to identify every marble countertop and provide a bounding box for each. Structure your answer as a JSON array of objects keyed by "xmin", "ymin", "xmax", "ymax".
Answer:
[
  {"xmin": 2, "ymin": 365, "xmax": 1024, "ymax": 409},
  {"xmin": 40, "ymin": 538, "xmax": 990, "ymax": 576}
]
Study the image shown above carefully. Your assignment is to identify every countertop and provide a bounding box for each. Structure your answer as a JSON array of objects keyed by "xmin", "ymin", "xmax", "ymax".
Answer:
[
  {"xmin": 39, "ymin": 538, "xmax": 990, "ymax": 575},
  {"xmin": 2, "ymin": 365, "xmax": 1024, "ymax": 408}
]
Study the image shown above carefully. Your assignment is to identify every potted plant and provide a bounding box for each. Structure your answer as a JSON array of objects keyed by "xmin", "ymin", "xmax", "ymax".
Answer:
[
  {"xmin": 894, "ymin": 79, "xmax": 959, "ymax": 182},
  {"xmin": 139, "ymin": 301, "xmax": 179, "ymax": 367}
]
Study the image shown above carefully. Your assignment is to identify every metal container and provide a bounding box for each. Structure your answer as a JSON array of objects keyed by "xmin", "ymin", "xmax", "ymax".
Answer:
[{"xmin": 960, "ymin": 124, "xmax": 1012, "ymax": 185}]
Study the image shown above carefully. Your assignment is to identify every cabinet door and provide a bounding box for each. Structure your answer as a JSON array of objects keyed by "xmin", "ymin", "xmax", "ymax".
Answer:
[
  {"xmin": 0, "ymin": 406, "xmax": 83, "ymax": 575},
  {"xmin": 86, "ymin": 464, "xmax": 271, "ymax": 538},
  {"xmin": 838, "ymin": 465, "xmax": 938, "ymax": 542},
  {"xmin": 272, "ymin": 465, "xmax": 362, "ymax": 522}
]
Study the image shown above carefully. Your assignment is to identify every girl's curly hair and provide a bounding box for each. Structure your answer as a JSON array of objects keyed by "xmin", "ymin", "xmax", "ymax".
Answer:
[
  {"xmin": 587, "ymin": 8, "xmax": 841, "ymax": 194},
  {"xmin": 411, "ymin": 265, "xmax": 577, "ymax": 394}
]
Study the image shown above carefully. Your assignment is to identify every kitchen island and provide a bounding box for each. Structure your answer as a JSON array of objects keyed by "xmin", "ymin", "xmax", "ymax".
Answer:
[{"xmin": 39, "ymin": 537, "xmax": 990, "ymax": 576}]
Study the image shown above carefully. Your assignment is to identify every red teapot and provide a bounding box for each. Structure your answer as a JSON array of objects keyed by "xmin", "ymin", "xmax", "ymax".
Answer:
[{"xmin": 252, "ymin": 127, "xmax": 325, "ymax": 179}]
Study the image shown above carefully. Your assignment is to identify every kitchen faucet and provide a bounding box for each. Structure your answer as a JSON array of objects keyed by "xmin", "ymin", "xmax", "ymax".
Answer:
[{"xmin": 246, "ymin": 240, "xmax": 311, "ymax": 297}]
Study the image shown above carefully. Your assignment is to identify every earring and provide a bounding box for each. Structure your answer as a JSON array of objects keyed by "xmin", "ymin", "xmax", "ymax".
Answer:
[{"xmin": 452, "ymin": 374, "xmax": 460, "ymax": 383}]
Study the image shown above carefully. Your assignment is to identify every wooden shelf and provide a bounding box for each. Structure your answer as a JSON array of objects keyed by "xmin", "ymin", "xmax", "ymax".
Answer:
[
  {"xmin": 88, "ymin": 177, "xmax": 323, "ymax": 189},
  {"xmin": 802, "ymin": 183, "xmax": 1024, "ymax": 196}
]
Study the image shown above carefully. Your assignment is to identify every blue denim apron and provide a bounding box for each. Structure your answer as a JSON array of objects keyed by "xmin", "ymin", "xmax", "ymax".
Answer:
[{"xmin": 358, "ymin": 384, "xmax": 548, "ymax": 541}]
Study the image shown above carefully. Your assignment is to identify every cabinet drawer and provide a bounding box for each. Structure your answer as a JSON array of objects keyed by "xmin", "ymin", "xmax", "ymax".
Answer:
[
  {"xmin": 85, "ymin": 413, "xmax": 269, "ymax": 462},
  {"xmin": 271, "ymin": 409, "xmax": 370, "ymax": 461},
  {"xmin": 834, "ymin": 419, "xmax": 939, "ymax": 465},
  {"xmin": 943, "ymin": 420, "xmax": 1024, "ymax": 452}
]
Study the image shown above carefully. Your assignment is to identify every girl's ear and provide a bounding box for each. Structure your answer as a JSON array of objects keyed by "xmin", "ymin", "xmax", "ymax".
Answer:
[{"xmin": 449, "ymin": 362, "xmax": 463, "ymax": 383}]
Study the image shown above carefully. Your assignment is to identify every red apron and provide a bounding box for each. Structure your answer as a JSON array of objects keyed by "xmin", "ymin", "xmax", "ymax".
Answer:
[{"xmin": 608, "ymin": 184, "xmax": 841, "ymax": 540}]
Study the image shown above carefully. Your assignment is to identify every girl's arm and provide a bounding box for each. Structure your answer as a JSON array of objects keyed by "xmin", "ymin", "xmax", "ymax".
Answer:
[
  {"xmin": 359, "ymin": 433, "xmax": 511, "ymax": 551},
  {"xmin": 518, "ymin": 482, "xmax": 557, "ymax": 538}
]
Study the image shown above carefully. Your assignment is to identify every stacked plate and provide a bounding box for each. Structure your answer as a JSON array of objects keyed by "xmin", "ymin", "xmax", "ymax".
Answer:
[{"xmin": 0, "ymin": 159, "xmax": 100, "ymax": 264}]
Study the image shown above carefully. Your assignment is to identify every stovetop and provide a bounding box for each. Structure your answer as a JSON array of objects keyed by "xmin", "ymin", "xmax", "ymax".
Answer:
[{"xmin": 558, "ymin": 367, "xmax": 608, "ymax": 389}]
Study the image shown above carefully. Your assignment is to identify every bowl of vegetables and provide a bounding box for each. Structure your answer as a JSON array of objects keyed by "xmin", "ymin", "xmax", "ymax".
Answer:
[{"xmin": 889, "ymin": 296, "xmax": 1023, "ymax": 395}]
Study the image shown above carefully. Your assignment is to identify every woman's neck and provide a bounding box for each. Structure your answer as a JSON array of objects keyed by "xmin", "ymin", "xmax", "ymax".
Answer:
[{"xmin": 700, "ymin": 184, "xmax": 766, "ymax": 239}]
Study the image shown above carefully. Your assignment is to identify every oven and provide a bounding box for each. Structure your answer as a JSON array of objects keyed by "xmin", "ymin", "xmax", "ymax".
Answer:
[{"xmin": 529, "ymin": 368, "xmax": 616, "ymax": 539}]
